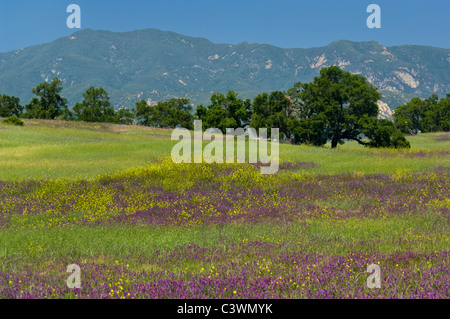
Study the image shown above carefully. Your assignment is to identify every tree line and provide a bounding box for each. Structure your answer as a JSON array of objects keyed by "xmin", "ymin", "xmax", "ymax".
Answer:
[
  {"xmin": 1, "ymin": 66, "xmax": 448, "ymax": 148},
  {"xmin": 0, "ymin": 79, "xmax": 134, "ymax": 125},
  {"xmin": 393, "ymin": 94, "xmax": 449, "ymax": 135}
]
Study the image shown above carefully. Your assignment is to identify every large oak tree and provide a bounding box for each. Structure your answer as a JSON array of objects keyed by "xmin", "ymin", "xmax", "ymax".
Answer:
[{"xmin": 298, "ymin": 66, "xmax": 381, "ymax": 148}]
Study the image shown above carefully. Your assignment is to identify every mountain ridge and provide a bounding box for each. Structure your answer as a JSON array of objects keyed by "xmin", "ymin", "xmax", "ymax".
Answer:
[{"xmin": 0, "ymin": 28, "xmax": 449, "ymax": 113}]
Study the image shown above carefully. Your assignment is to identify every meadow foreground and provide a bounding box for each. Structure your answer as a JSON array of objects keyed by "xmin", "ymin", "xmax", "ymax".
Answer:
[{"xmin": 0, "ymin": 121, "xmax": 448, "ymax": 299}]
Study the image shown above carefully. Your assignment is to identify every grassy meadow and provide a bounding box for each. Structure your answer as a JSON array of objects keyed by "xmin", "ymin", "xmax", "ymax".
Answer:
[{"xmin": 0, "ymin": 119, "xmax": 449, "ymax": 298}]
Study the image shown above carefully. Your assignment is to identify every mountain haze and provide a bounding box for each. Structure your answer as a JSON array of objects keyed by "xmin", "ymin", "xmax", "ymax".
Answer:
[{"xmin": 1, "ymin": 28, "xmax": 449, "ymax": 115}]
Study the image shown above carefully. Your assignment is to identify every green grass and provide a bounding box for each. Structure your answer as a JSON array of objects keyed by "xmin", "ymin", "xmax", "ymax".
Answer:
[
  {"xmin": 1, "ymin": 119, "xmax": 449, "ymax": 180},
  {"xmin": 1, "ymin": 213, "xmax": 447, "ymax": 262},
  {"xmin": 0, "ymin": 119, "xmax": 173, "ymax": 180},
  {"xmin": 282, "ymin": 132, "xmax": 450, "ymax": 175}
]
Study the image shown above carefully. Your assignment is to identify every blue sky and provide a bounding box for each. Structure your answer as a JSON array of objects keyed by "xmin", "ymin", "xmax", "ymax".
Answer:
[{"xmin": 0, "ymin": 0, "xmax": 449, "ymax": 52}]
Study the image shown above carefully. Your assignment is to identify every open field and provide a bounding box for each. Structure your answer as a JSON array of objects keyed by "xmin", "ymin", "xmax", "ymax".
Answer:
[
  {"xmin": 1, "ymin": 119, "xmax": 449, "ymax": 180},
  {"xmin": 0, "ymin": 120, "xmax": 449, "ymax": 298}
]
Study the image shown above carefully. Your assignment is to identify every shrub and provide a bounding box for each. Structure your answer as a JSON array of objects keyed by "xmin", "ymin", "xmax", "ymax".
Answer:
[{"xmin": 3, "ymin": 115, "xmax": 24, "ymax": 126}]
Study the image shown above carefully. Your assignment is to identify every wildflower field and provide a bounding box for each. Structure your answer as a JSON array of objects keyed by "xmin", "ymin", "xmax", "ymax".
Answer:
[{"xmin": 0, "ymin": 120, "xmax": 449, "ymax": 299}]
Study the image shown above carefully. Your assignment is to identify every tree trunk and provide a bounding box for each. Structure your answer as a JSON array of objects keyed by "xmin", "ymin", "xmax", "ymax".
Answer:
[{"xmin": 331, "ymin": 137, "xmax": 339, "ymax": 149}]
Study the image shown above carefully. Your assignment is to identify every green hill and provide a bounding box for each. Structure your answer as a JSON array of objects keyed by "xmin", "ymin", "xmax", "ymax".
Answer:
[{"xmin": 0, "ymin": 28, "xmax": 449, "ymax": 111}]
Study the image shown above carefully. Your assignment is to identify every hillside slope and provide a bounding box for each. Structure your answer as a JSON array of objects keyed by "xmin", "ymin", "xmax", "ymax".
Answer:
[{"xmin": 0, "ymin": 28, "xmax": 449, "ymax": 111}]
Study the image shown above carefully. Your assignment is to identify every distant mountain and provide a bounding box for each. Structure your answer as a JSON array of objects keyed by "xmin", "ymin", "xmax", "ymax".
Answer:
[{"xmin": 1, "ymin": 28, "xmax": 449, "ymax": 115}]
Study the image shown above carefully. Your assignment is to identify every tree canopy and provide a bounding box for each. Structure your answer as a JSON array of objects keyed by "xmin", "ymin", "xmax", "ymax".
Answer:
[
  {"xmin": 23, "ymin": 78, "xmax": 68, "ymax": 119},
  {"xmin": 195, "ymin": 91, "xmax": 252, "ymax": 132},
  {"xmin": 249, "ymin": 66, "xmax": 408, "ymax": 148},
  {"xmin": 250, "ymin": 91, "xmax": 296, "ymax": 141},
  {"xmin": 73, "ymin": 87, "xmax": 116, "ymax": 123},
  {"xmin": 394, "ymin": 94, "xmax": 449, "ymax": 134},
  {"xmin": 0, "ymin": 94, "xmax": 22, "ymax": 117},
  {"xmin": 361, "ymin": 117, "xmax": 410, "ymax": 148},
  {"xmin": 135, "ymin": 98, "xmax": 194, "ymax": 130},
  {"xmin": 295, "ymin": 66, "xmax": 382, "ymax": 148}
]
